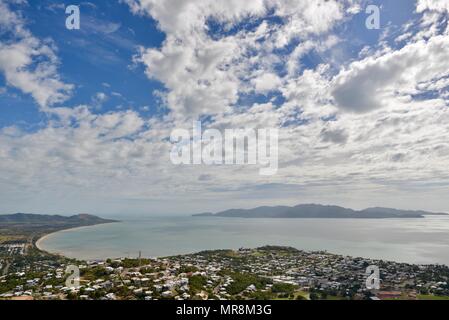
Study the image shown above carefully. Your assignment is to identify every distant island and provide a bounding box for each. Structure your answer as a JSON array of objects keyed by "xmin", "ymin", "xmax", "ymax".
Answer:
[{"xmin": 193, "ymin": 204, "xmax": 448, "ymax": 219}]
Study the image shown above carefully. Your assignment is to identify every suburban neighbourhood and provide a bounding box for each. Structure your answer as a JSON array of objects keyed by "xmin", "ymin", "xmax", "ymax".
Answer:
[{"xmin": 1, "ymin": 244, "xmax": 449, "ymax": 301}]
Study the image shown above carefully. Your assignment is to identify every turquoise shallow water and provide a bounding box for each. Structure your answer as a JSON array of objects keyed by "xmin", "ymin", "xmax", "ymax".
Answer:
[{"xmin": 38, "ymin": 215, "xmax": 449, "ymax": 265}]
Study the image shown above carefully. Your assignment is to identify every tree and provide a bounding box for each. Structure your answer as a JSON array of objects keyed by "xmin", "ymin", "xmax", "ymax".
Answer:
[{"xmin": 310, "ymin": 292, "xmax": 320, "ymax": 300}]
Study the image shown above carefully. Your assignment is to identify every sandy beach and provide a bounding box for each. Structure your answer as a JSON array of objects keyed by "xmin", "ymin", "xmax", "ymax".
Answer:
[
  {"xmin": 35, "ymin": 223, "xmax": 117, "ymax": 254},
  {"xmin": 35, "ymin": 233, "xmax": 53, "ymax": 251}
]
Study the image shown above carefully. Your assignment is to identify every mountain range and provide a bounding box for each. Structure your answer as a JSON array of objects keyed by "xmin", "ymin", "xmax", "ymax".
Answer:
[
  {"xmin": 193, "ymin": 204, "xmax": 448, "ymax": 219},
  {"xmin": 0, "ymin": 213, "xmax": 117, "ymax": 226}
]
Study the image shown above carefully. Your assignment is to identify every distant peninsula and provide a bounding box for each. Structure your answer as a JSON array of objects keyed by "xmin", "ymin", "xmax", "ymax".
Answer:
[
  {"xmin": 0, "ymin": 213, "xmax": 118, "ymax": 246},
  {"xmin": 193, "ymin": 204, "xmax": 448, "ymax": 219}
]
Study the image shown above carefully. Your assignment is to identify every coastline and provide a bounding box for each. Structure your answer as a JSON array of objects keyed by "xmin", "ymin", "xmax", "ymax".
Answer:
[
  {"xmin": 35, "ymin": 222, "xmax": 119, "ymax": 254},
  {"xmin": 35, "ymin": 233, "xmax": 52, "ymax": 251}
]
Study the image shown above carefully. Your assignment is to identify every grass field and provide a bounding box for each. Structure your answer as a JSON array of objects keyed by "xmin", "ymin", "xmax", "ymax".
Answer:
[
  {"xmin": 294, "ymin": 291, "xmax": 310, "ymax": 300},
  {"xmin": 325, "ymin": 296, "xmax": 347, "ymax": 300},
  {"xmin": 0, "ymin": 235, "xmax": 26, "ymax": 244}
]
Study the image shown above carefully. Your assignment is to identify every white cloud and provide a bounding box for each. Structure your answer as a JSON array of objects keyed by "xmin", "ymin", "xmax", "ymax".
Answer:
[
  {"xmin": 416, "ymin": 0, "xmax": 449, "ymax": 14},
  {"xmin": 134, "ymin": 35, "xmax": 241, "ymax": 117},
  {"xmin": 0, "ymin": 1, "xmax": 73, "ymax": 110},
  {"xmin": 251, "ymin": 73, "xmax": 282, "ymax": 93},
  {"xmin": 123, "ymin": 0, "xmax": 267, "ymax": 35},
  {"xmin": 82, "ymin": 17, "xmax": 122, "ymax": 35},
  {"xmin": 91, "ymin": 92, "xmax": 109, "ymax": 109},
  {"xmin": 332, "ymin": 35, "xmax": 449, "ymax": 113},
  {"xmin": 126, "ymin": 0, "xmax": 356, "ymax": 118}
]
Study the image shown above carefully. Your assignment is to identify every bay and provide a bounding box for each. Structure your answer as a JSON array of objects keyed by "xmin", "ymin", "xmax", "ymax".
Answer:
[{"xmin": 38, "ymin": 215, "xmax": 449, "ymax": 265}]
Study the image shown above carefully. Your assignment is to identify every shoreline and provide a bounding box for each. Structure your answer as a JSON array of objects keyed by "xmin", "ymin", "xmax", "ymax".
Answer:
[{"xmin": 35, "ymin": 222, "xmax": 119, "ymax": 254}]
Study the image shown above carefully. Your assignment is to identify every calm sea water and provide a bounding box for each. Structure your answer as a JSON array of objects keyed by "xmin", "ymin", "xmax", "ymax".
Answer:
[{"xmin": 38, "ymin": 215, "xmax": 449, "ymax": 265}]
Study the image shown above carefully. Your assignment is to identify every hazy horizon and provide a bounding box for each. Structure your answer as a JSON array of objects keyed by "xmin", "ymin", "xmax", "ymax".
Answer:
[{"xmin": 2, "ymin": 202, "xmax": 449, "ymax": 219}]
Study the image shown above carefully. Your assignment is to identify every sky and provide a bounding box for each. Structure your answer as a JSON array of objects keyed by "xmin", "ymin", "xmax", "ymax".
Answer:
[{"xmin": 1, "ymin": 0, "xmax": 449, "ymax": 216}]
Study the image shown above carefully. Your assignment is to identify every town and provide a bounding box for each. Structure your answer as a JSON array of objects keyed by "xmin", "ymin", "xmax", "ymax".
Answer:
[{"xmin": 1, "ymin": 244, "xmax": 449, "ymax": 301}]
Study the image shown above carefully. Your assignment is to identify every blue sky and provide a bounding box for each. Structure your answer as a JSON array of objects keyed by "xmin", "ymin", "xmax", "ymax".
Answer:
[
  {"xmin": 1, "ymin": 0, "xmax": 449, "ymax": 215},
  {"xmin": 1, "ymin": 0, "xmax": 166, "ymax": 128}
]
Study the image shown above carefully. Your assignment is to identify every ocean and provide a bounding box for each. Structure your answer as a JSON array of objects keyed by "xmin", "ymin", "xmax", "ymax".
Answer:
[{"xmin": 37, "ymin": 215, "xmax": 449, "ymax": 265}]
